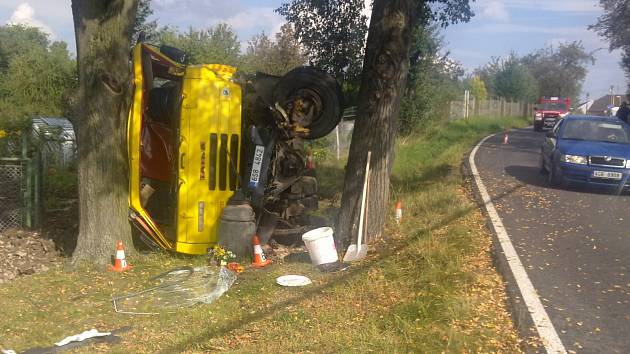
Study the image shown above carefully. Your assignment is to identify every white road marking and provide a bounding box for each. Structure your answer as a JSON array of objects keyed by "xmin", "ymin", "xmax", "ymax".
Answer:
[{"xmin": 469, "ymin": 133, "xmax": 566, "ymax": 354}]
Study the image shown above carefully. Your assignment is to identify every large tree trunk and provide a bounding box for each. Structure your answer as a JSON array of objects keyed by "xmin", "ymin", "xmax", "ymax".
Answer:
[
  {"xmin": 71, "ymin": 0, "xmax": 139, "ymax": 266},
  {"xmin": 337, "ymin": 0, "xmax": 417, "ymax": 246}
]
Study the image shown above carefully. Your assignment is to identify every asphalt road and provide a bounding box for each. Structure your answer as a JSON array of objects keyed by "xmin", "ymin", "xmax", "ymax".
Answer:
[{"xmin": 473, "ymin": 127, "xmax": 630, "ymax": 353}]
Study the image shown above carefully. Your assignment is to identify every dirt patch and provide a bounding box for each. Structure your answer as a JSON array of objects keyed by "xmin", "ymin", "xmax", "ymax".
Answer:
[
  {"xmin": 0, "ymin": 229, "xmax": 63, "ymax": 283},
  {"xmin": 0, "ymin": 203, "xmax": 77, "ymax": 283},
  {"xmin": 39, "ymin": 200, "xmax": 79, "ymax": 255}
]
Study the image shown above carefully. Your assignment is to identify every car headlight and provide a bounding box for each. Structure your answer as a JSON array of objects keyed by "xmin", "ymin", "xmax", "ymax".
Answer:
[
  {"xmin": 626, "ymin": 160, "xmax": 630, "ymax": 168},
  {"xmin": 535, "ymin": 113, "xmax": 543, "ymax": 120},
  {"xmin": 561, "ymin": 154, "xmax": 587, "ymax": 165}
]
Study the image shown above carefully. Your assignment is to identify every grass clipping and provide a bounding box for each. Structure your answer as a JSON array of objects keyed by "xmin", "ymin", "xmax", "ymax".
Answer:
[{"xmin": 0, "ymin": 116, "xmax": 527, "ymax": 353}]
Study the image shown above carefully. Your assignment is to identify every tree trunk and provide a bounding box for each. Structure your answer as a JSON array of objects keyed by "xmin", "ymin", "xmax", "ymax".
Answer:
[
  {"xmin": 71, "ymin": 0, "xmax": 139, "ymax": 266},
  {"xmin": 337, "ymin": 0, "xmax": 417, "ymax": 246}
]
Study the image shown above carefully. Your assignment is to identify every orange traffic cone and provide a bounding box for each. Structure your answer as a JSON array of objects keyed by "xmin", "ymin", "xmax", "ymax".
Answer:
[
  {"xmin": 503, "ymin": 132, "xmax": 509, "ymax": 144},
  {"xmin": 306, "ymin": 150, "xmax": 316, "ymax": 170},
  {"xmin": 252, "ymin": 235, "xmax": 272, "ymax": 268},
  {"xmin": 109, "ymin": 240, "xmax": 132, "ymax": 272},
  {"xmin": 395, "ymin": 200, "xmax": 403, "ymax": 224}
]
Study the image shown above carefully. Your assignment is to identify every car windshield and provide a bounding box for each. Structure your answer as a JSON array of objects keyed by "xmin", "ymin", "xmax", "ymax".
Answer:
[
  {"xmin": 560, "ymin": 120, "xmax": 630, "ymax": 144},
  {"xmin": 538, "ymin": 102, "xmax": 567, "ymax": 111}
]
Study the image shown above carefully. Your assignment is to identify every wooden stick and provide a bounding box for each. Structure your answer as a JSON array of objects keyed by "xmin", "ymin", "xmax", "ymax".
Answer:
[
  {"xmin": 363, "ymin": 162, "xmax": 370, "ymax": 245},
  {"xmin": 356, "ymin": 151, "xmax": 371, "ymax": 249}
]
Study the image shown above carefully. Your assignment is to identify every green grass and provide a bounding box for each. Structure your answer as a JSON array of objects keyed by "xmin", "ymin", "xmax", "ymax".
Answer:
[{"xmin": 0, "ymin": 116, "xmax": 528, "ymax": 353}]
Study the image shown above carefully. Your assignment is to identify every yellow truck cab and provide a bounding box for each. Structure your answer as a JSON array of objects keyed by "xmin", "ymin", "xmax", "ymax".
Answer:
[{"xmin": 127, "ymin": 43, "xmax": 343, "ymax": 255}]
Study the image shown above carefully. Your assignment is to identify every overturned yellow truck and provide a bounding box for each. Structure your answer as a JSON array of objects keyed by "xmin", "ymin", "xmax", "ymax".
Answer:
[{"xmin": 127, "ymin": 43, "xmax": 343, "ymax": 255}]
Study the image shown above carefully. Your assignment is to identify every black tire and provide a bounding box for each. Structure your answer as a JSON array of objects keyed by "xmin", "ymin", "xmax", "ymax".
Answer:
[
  {"xmin": 273, "ymin": 67, "xmax": 343, "ymax": 140},
  {"xmin": 534, "ymin": 122, "xmax": 543, "ymax": 132},
  {"xmin": 539, "ymin": 154, "xmax": 546, "ymax": 174}
]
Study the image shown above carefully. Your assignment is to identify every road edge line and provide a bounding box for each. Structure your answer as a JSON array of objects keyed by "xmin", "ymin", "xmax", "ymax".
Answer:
[{"xmin": 469, "ymin": 133, "xmax": 566, "ymax": 354}]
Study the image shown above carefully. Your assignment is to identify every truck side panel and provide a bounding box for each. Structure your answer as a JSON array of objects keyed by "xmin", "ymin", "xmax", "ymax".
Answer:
[{"xmin": 177, "ymin": 65, "xmax": 242, "ymax": 254}]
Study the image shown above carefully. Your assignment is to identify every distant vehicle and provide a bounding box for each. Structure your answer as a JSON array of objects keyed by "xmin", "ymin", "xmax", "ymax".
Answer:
[
  {"xmin": 533, "ymin": 96, "xmax": 571, "ymax": 132},
  {"xmin": 540, "ymin": 115, "xmax": 630, "ymax": 191},
  {"xmin": 609, "ymin": 106, "xmax": 619, "ymax": 116}
]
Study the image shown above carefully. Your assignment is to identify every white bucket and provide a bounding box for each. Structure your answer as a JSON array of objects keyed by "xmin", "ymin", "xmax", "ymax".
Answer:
[{"xmin": 302, "ymin": 227, "xmax": 338, "ymax": 265}]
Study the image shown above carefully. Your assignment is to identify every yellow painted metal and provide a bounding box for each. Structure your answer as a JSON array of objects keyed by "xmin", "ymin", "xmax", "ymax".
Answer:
[
  {"xmin": 176, "ymin": 64, "xmax": 242, "ymax": 254},
  {"xmin": 127, "ymin": 44, "xmax": 241, "ymax": 255},
  {"xmin": 127, "ymin": 44, "xmax": 174, "ymax": 250}
]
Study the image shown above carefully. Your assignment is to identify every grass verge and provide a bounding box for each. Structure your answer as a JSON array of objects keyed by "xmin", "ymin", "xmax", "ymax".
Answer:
[{"xmin": 0, "ymin": 116, "xmax": 529, "ymax": 353}]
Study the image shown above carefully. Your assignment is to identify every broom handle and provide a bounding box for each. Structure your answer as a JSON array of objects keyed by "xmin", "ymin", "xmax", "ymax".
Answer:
[
  {"xmin": 357, "ymin": 151, "xmax": 371, "ymax": 247},
  {"xmin": 364, "ymin": 164, "xmax": 370, "ymax": 245}
]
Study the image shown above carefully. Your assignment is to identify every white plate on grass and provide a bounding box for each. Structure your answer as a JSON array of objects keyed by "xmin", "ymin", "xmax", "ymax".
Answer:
[{"xmin": 276, "ymin": 275, "xmax": 312, "ymax": 287}]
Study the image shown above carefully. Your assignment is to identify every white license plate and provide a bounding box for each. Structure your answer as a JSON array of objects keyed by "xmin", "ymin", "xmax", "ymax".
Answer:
[
  {"xmin": 249, "ymin": 145, "xmax": 265, "ymax": 187},
  {"xmin": 592, "ymin": 170, "xmax": 623, "ymax": 180}
]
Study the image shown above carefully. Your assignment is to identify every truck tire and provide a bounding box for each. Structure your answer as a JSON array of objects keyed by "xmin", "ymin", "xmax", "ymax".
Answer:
[
  {"xmin": 273, "ymin": 67, "xmax": 343, "ymax": 139},
  {"xmin": 534, "ymin": 122, "xmax": 543, "ymax": 132}
]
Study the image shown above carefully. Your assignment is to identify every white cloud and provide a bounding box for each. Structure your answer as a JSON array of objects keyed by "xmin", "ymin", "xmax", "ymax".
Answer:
[
  {"xmin": 7, "ymin": 3, "xmax": 54, "ymax": 37},
  {"xmin": 224, "ymin": 7, "xmax": 284, "ymax": 35},
  {"xmin": 478, "ymin": 0, "xmax": 510, "ymax": 21},
  {"xmin": 150, "ymin": 1, "xmax": 288, "ymax": 45},
  {"xmin": 151, "ymin": 0, "xmax": 245, "ymax": 25},
  {"xmin": 0, "ymin": 0, "xmax": 72, "ymax": 24}
]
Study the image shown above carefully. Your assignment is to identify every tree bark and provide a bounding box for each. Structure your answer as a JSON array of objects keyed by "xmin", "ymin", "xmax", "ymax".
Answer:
[
  {"xmin": 337, "ymin": 0, "xmax": 418, "ymax": 246},
  {"xmin": 71, "ymin": 0, "xmax": 139, "ymax": 266}
]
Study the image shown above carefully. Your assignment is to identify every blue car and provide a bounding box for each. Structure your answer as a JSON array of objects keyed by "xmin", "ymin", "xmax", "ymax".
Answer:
[{"xmin": 540, "ymin": 115, "xmax": 630, "ymax": 191}]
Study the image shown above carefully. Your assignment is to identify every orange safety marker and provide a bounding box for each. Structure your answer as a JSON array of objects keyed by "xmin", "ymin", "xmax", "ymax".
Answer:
[
  {"xmin": 109, "ymin": 240, "xmax": 132, "ymax": 272},
  {"xmin": 306, "ymin": 151, "xmax": 316, "ymax": 170},
  {"xmin": 252, "ymin": 235, "xmax": 272, "ymax": 268},
  {"xmin": 395, "ymin": 200, "xmax": 403, "ymax": 224}
]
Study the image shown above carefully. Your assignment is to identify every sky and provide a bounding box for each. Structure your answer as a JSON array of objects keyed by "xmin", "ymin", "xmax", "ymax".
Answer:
[{"xmin": 0, "ymin": 0, "xmax": 625, "ymax": 100}]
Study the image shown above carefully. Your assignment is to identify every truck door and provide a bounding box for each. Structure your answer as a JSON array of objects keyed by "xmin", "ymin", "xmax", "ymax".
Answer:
[{"xmin": 176, "ymin": 65, "xmax": 242, "ymax": 255}]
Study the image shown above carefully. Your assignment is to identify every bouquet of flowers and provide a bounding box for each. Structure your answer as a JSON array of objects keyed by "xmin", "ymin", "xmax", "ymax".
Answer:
[{"xmin": 207, "ymin": 245, "xmax": 235, "ymax": 267}]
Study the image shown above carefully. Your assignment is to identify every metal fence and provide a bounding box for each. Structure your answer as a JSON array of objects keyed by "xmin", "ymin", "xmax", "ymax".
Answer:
[
  {"xmin": 0, "ymin": 129, "xmax": 46, "ymax": 231},
  {"xmin": 448, "ymin": 98, "xmax": 534, "ymax": 120},
  {"xmin": 0, "ymin": 118, "xmax": 76, "ymax": 232},
  {"xmin": 319, "ymin": 107, "xmax": 356, "ymax": 160},
  {"xmin": 0, "ymin": 159, "xmax": 24, "ymax": 232},
  {"xmin": 313, "ymin": 98, "xmax": 534, "ymax": 161},
  {"xmin": 328, "ymin": 119, "xmax": 355, "ymax": 160},
  {"xmin": 32, "ymin": 117, "xmax": 76, "ymax": 168}
]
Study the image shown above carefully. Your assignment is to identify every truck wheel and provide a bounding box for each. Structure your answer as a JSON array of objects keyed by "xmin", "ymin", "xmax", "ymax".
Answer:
[
  {"xmin": 534, "ymin": 122, "xmax": 543, "ymax": 132},
  {"xmin": 273, "ymin": 67, "xmax": 343, "ymax": 139}
]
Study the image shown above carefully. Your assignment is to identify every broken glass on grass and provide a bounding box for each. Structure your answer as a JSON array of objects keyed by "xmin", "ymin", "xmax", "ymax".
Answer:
[{"xmin": 111, "ymin": 266, "xmax": 236, "ymax": 315}]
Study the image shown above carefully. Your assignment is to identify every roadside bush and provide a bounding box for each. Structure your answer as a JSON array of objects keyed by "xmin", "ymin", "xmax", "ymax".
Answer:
[{"xmin": 399, "ymin": 25, "xmax": 463, "ymax": 135}]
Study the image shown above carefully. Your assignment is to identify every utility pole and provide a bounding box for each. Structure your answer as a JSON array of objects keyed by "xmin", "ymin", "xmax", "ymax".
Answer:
[
  {"xmin": 610, "ymin": 85, "xmax": 614, "ymax": 106},
  {"xmin": 335, "ymin": 125, "xmax": 340, "ymax": 160},
  {"xmin": 464, "ymin": 90, "xmax": 470, "ymax": 118}
]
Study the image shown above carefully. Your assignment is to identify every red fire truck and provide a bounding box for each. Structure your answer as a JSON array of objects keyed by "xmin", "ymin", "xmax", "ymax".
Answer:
[{"xmin": 533, "ymin": 96, "xmax": 571, "ymax": 131}]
